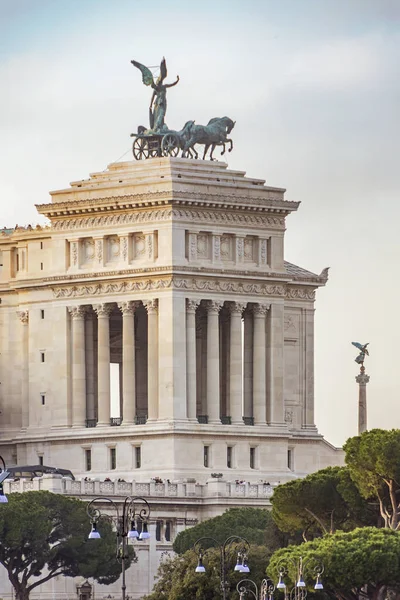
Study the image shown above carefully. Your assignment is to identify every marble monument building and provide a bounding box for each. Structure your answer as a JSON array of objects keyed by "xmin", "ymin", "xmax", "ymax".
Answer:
[{"xmin": 0, "ymin": 157, "xmax": 342, "ymax": 599}]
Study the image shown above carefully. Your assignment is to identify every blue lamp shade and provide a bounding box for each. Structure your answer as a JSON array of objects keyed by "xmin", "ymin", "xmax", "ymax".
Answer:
[
  {"xmin": 314, "ymin": 575, "xmax": 324, "ymax": 590},
  {"xmin": 0, "ymin": 484, "xmax": 7, "ymax": 503},
  {"xmin": 234, "ymin": 557, "xmax": 243, "ymax": 571},
  {"xmin": 296, "ymin": 577, "xmax": 306, "ymax": 588},
  {"xmin": 139, "ymin": 522, "xmax": 150, "ymax": 540},
  {"xmin": 195, "ymin": 557, "xmax": 206, "ymax": 573},
  {"xmin": 240, "ymin": 562, "xmax": 250, "ymax": 574},
  {"xmin": 127, "ymin": 521, "xmax": 139, "ymax": 539},
  {"xmin": 88, "ymin": 522, "xmax": 101, "ymax": 539},
  {"xmin": 276, "ymin": 575, "xmax": 286, "ymax": 590}
]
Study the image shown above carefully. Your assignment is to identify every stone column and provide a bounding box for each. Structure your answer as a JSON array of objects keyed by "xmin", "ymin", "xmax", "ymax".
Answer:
[
  {"xmin": 253, "ymin": 303, "xmax": 269, "ymax": 425},
  {"xmin": 229, "ymin": 302, "xmax": 246, "ymax": 424},
  {"xmin": 17, "ymin": 310, "xmax": 29, "ymax": 429},
  {"xmin": 186, "ymin": 299, "xmax": 199, "ymax": 421},
  {"xmin": 266, "ymin": 303, "xmax": 285, "ymax": 426},
  {"xmin": 243, "ymin": 309, "xmax": 253, "ymax": 420},
  {"xmin": 356, "ymin": 367, "xmax": 370, "ymax": 434},
  {"xmin": 85, "ymin": 313, "xmax": 96, "ymax": 421},
  {"xmin": 303, "ymin": 308, "xmax": 316, "ymax": 429},
  {"xmin": 143, "ymin": 299, "xmax": 158, "ymax": 421},
  {"xmin": 93, "ymin": 303, "xmax": 113, "ymax": 426},
  {"xmin": 68, "ymin": 306, "xmax": 88, "ymax": 427},
  {"xmin": 118, "ymin": 301, "xmax": 138, "ymax": 425},
  {"xmin": 206, "ymin": 301, "xmax": 223, "ymax": 423}
]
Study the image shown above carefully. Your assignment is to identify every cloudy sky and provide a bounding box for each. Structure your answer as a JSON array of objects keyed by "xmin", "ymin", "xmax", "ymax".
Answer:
[{"xmin": 1, "ymin": 0, "xmax": 399, "ymax": 447}]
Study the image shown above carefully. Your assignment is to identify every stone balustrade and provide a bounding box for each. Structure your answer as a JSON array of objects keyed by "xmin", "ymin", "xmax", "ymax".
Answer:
[{"xmin": 3, "ymin": 475, "xmax": 275, "ymax": 501}]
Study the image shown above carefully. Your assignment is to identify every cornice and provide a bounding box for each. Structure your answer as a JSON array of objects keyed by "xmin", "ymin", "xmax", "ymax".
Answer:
[
  {"xmin": 36, "ymin": 190, "xmax": 299, "ymax": 220},
  {"xmin": 49, "ymin": 207, "xmax": 286, "ymax": 232}
]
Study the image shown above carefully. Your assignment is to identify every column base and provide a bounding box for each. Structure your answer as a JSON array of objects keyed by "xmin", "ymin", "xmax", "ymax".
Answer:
[{"xmin": 208, "ymin": 418, "xmax": 222, "ymax": 424}]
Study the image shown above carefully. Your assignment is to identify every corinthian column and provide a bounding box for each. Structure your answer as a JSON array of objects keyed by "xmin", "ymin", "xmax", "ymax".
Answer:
[
  {"xmin": 17, "ymin": 310, "xmax": 29, "ymax": 429},
  {"xmin": 118, "ymin": 301, "xmax": 138, "ymax": 425},
  {"xmin": 93, "ymin": 303, "xmax": 113, "ymax": 426},
  {"xmin": 68, "ymin": 306, "xmax": 88, "ymax": 427},
  {"xmin": 229, "ymin": 302, "xmax": 246, "ymax": 424},
  {"xmin": 186, "ymin": 299, "xmax": 199, "ymax": 421},
  {"xmin": 143, "ymin": 299, "xmax": 158, "ymax": 421},
  {"xmin": 253, "ymin": 303, "xmax": 269, "ymax": 425},
  {"xmin": 206, "ymin": 301, "xmax": 223, "ymax": 423}
]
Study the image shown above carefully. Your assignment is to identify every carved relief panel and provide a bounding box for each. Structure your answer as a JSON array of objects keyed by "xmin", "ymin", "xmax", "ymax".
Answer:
[
  {"xmin": 107, "ymin": 235, "xmax": 120, "ymax": 262},
  {"xmin": 220, "ymin": 235, "xmax": 233, "ymax": 261},
  {"xmin": 81, "ymin": 238, "xmax": 95, "ymax": 267}
]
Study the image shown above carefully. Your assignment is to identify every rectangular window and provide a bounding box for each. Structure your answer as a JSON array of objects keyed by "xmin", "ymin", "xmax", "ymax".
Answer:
[
  {"xmin": 204, "ymin": 446, "xmax": 209, "ymax": 468},
  {"xmin": 165, "ymin": 521, "xmax": 171, "ymax": 542},
  {"xmin": 40, "ymin": 262, "xmax": 43, "ymax": 270},
  {"xmin": 135, "ymin": 446, "xmax": 141, "ymax": 469},
  {"xmin": 40, "ymin": 309, "xmax": 44, "ymax": 319},
  {"xmin": 227, "ymin": 446, "xmax": 233, "ymax": 469},
  {"xmin": 16, "ymin": 253, "xmax": 19, "ymax": 271},
  {"xmin": 38, "ymin": 455, "xmax": 44, "ymax": 466},
  {"xmin": 110, "ymin": 447, "xmax": 116, "ymax": 470},
  {"xmin": 288, "ymin": 448, "xmax": 294, "ymax": 471},
  {"xmin": 40, "ymin": 242, "xmax": 43, "ymax": 250},
  {"xmin": 41, "ymin": 394, "xmax": 45, "ymax": 406},
  {"xmin": 85, "ymin": 449, "xmax": 92, "ymax": 471},
  {"xmin": 250, "ymin": 447, "xmax": 256, "ymax": 469},
  {"xmin": 40, "ymin": 352, "xmax": 45, "ymax": 363},
  {"xmin": 156, "ymin": 521, "xmax": 162, "ymax": 542}
]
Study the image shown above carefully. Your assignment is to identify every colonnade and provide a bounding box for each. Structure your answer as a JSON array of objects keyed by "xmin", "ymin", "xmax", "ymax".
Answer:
[{"xmin": 65, "ymin": 297, "xmax": 285, "ymax": 428}]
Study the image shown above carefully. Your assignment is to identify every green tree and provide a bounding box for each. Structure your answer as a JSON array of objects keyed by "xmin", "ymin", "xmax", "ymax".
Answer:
[
  {"xmin": 0, "ymin": 491, "xmax": 133, "ymax": 600},
  {"xmin": 271, "ymin": 466, "xmax": 377, "ymax": 540},
  {"xmin": 268, "ymin": 527, "xmax": 400, "ymax": 600},
  {"xmin": 344, "ymin": 428, "xmax": 400, "ymax": 529},
  {"xmin": 173, "ymin": 507, "xmax": 284, "ymax": 555},
  {"xmin": 146, "ymin": 544, "xmax": 271, "ymax": 600}
]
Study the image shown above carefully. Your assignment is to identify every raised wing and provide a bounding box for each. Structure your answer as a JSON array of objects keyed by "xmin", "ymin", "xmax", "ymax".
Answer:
[
  {"xmin": 156, "ymin": 57, "xmax": 167, "ymax": 85},
  {"xmin": 131, "ymin": 59, "xmax": 154, "ymax": 87},
  {"xmin": 352, "ymin": 342, "xmax": 364, "ymax": 351}
]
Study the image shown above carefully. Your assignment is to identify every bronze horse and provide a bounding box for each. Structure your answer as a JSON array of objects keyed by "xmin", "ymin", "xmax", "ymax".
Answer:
[{"xmin": 182, "ymin": 117, "xmax": 235, "ymax": 160}]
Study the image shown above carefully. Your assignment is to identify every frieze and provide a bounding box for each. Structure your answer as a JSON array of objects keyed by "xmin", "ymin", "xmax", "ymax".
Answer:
[
  {"xmin": 50, "ymin": 208, "xmax": 286, "ymax": 231},
  {"xmin": 286, "ymin": 287, "xmax": 316, "ymax": 300}
]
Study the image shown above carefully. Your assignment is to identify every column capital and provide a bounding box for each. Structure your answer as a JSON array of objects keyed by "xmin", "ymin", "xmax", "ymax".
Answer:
[
  {"xmin": 228, "ymin": 301, "xmax": 247, "ymax": 315},
  {"xmin": 93, "ymin": 303, "xmax": 113, "ymax": 317},
  {"xmin": 118, "ymin": 300, "xmax": 139, "ymax": 316},
  {"xmin": 68, "ymin": 305, "xmax": 88, "ymax": 320},
  {"xmin": 186, "ymin": 299, "xmax": 200, "ymax": 314},
  {"xmin": 206, "ymin": 300, "xmax": 223, "ymax": 314},
  {"xmin": 356, "ymin": 373, "xmax": 370, "ymax": 385},
  {"xmin": 253, "ymin": 303, "xmax": 270, "ymax": 316},
  {"xmin": 17, "ymin": 310, "xmax": 29, "ymax": 324},
  {"xmin": 143, "ymin": 299, "xmax": 158, "ymax": 314}
]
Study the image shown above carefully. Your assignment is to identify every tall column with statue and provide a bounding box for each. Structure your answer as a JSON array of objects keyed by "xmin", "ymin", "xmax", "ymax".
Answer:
[{"xmin": 352, "ymin": 342, "xmax": 370, "ymax": 435}]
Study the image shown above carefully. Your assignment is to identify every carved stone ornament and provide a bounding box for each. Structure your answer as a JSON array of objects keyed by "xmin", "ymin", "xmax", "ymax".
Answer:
[
  {"xmin": 188, "ymin": 233, "xmax": 197, "ymax": 261},
  {"xmin": 186, "ymin": 299, "xmax": 200, "ymax": 313},
  {"xmin": 17, "ymin": 310, "xmax": 29, "ymax": 324},
  {"xmin": 220, "ymin": 235, "xmax": 231, "ymax": 260},
  {"xmin": 108, "ymin": 236, "xmax": 120, "ymax": 260},
  {"xmin": 286, "ymin": 287, "xmax": 315, "ymax": 300},
  {"xmin": 244, "ymin": 238, "xmax": 253, "ymax": 261},
  {"xmin": 68, "ymin": 305, "xmax": 88, "ymax": 319},
  {"xmin": 146, "ymin": 234, "xmax": 153, "ymax": 259},
  {"xmin": 253, "ymin": 303, "xmax": 269, "ymax": 316},
  {"xmin": 236, "ymin": 236, "xmax": 244, "ymax": 261},
  {"xmin": 118, "ymin": 301, "xmax": 138, "ymax": 316},
  {"xmin": 284, "ymin": 315, "xmax": 297, "ymax": 332},
  {"xmin": 259, "ymin": 239, "xmax": 267, "ymax": 264},
  {"xmin": 71, "ymin": 242, "xmax": 78, "ymax": 266},
  {"xmin": 229, "ymin": 301, "xmax": 247, "ymax": 315},
  {"xmin": 284, "ymin": 408, "xmax": 293, "ymax": 423},
  {"xmin": 93, "ymin": 303, "xmax": 113, "ymax": 317},
  {"xmin": 95, "ymin": 239, "xmax": 103, "ymax": 264},
  {"xmin": 135, "ymin": 234, "xmax": 146, "ymax": 257},
  {"xmin": 206, "ymin": 300, "xmax": 223, "ymax": 314},
  {"xmin": 121, "ymin": 236, "xmax": 128, "ymax": 261},
  {"xmin": 143, "ymin": 299, "xmax": 158, "ymax": 313},
  {"xmin": 213, "ymin": 235, "xmax": 221, "ymax": 261}
]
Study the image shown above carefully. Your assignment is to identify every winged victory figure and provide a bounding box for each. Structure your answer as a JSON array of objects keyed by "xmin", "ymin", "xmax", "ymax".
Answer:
[
  {"xmin": 131, "ymin": 57, "xmax": 179, "ymax": 132},
  {"xmin": 351, "ymin": 341, "xmax": 369, "ymax": 366}
]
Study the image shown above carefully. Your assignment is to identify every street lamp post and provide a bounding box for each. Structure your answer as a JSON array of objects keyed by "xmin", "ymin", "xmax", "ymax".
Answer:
[
  {"xmin": 193, "ymin": 535, "xmax": 250, "ymax": 600},
  {"xmin": 276, "ymin": 557, "xmax": 324, "ymax": 599},
  {"xmin": 237, "ymin": 578, "xmax": 275, "ymax": 600},
  {"xmin": 87, "ymin": 496, "xmax": 151, "ymax": 600}
]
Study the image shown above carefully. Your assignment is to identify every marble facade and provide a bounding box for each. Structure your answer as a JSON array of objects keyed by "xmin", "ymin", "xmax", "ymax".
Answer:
[{"xmin": 0, "ymin": 158, "xmax": 343, "ymax": 599}]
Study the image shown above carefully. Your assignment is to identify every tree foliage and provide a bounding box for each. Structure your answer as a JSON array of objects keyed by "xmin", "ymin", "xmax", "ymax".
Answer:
[
  {"xmin": 0, "ymin": 491, "xmax": 132, "ymax": 600},
  {"xmin": 271, "ymin": 466, "xmax": 377, "ymax": 540},
  {"xmin": 173, "ymin": 507, "xmax": 284, "ymax": 555},
  {"xmin": 146, "ymin": 544, "xmax": 271, "ymax": 600},
  {"xmin": 268, "ymin": 527, "xmax": 400, "ymax": 600},
  {"xmin": 344, "ymin": 428, "xmax": 400, "ymax": 529}
]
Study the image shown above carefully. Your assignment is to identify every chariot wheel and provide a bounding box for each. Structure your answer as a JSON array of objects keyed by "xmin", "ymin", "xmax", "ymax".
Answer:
[
  {"xmin": 161, "ymin": 133, "xmax": 180, "ymax": 157},
  {"xmin": 132, "ymin": 138, "xmax": 149, "ymax": 160}
]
